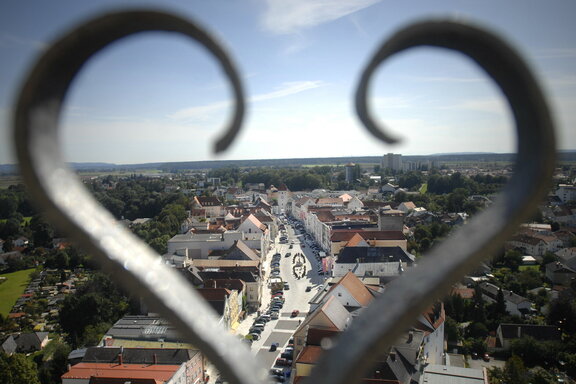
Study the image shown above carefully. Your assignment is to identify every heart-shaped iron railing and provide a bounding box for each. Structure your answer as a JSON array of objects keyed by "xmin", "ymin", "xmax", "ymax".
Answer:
[
  {"xmin": 304, "ymin": 20, "xmax": 556, "ymax": 384},
  {"xmin": 12, "ymin": 9, "xmax": 555, "ymax": 384}
]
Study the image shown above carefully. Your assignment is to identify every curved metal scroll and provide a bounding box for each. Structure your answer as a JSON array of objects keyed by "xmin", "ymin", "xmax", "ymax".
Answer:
[
  {"xmin": 305, "ymin": 20, "xmax": 556, "ymax": 384},
  {"xmin": 13, "ymin": 10, "xmax": 266, "ymax": 384}
]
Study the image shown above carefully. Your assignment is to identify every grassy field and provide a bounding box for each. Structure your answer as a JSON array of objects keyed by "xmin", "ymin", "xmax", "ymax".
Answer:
[
  {"xmin": 419, "ymin": 183, "xmax": 428, "ymax": 194},
  {"xmin": 0, "ymin": 268, "xmax": 36, "ymax": 316}
]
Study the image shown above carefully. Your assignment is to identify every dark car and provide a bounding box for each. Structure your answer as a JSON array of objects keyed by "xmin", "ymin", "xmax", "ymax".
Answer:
[
  {"xmin": 281, "ymin": 351, "xmax": 293, "ymax": 359},
  {"xmin": 275, "ymin": 358, "xmax": 292, "ymax": 367},
  {"xmin": 270, "ymin": 342, "xmax": 279, "ymax": 352},
  {"xmin": 305, "ymin": 286, "xmax": 312, "ymax": 292}
]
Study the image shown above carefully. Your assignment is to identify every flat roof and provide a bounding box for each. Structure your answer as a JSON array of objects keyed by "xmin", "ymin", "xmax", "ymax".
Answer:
[{"xmin": 422, "ymin": 364, "xmax": 484, "ymax": 384}]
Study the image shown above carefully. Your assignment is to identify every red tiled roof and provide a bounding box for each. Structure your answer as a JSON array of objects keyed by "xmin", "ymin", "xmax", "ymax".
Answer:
[
  {"xmin": 61, "ymin": 362, "xmax": 181, "ymax": 381},
  {"xmin": 296, "ymin": 345, "xmax": 323, "ymax": 364},
  {"xmin": 196, "ymin": 288, "xmax": 232, "ymax": 301},
  {"xmin": 331, "ymin": 230, "xmax": 405, "ymax": 242},
  {"xmin": 329, "ymin": 272, "xmax": 373, "ymax": 307},
  {"xmin": 346, "ymin": 233, "xmax": 367, "ymax": 247}
]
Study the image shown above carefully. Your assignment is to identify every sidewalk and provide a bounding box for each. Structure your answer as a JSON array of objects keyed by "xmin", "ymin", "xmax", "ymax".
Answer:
[{"xmin": 205, "ymin": 235, "xmax": 280, "ymax": 383}]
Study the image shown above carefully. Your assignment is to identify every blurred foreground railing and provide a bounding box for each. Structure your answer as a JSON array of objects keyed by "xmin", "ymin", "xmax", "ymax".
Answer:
[{"xmin": 12, "ymin": 9, "xmax": 555, "ymax": 384}]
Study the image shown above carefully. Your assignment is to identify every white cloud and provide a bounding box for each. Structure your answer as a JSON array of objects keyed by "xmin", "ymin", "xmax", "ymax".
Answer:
[
  {"xmin": 442, "ymin": 98, "xmax": 508, "ymax": 115},
  {"xmin": 260, "ymin": 0, "xmax": 382, "ymax": 34},
  {"xmin": 168, "ymin": 100, "xmax": 231, "ymax": 121},
  {"xmin": 168, "ymin": 81, "xmax": 326, "ymax": 121},
  {"xmin": 251, "ymin": 81, "xmax": 325, "ymax": 102}
]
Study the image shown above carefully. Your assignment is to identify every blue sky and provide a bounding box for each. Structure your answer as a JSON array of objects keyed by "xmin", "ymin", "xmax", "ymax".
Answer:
[{"xmin": 0, "ymin": 0, "xmax": 575, "ymax": 164}]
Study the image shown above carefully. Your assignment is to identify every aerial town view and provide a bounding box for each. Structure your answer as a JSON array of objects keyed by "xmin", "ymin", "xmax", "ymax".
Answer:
[
  {"xmin": 1, "ymin": 152, "xmax": 576, "ymax": 384},
  {"xmin": 1, "ymin": 1, "xmax": 576, "ymax": 384}
]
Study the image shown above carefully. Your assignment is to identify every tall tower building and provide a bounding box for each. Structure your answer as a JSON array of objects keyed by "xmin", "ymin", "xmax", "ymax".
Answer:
[
  {"xmin": 381, "ymin": 153, "xmax": 402, "ymax": 171},
  {"xmin": 345, "ymin": 163, "xmax": 355, "ymax": 183}
]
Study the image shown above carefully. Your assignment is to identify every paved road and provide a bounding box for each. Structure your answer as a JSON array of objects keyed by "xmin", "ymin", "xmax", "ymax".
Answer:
[
  {"xmin": 207, "ymin": 220, "xmax": 325, "ymax": 383},
  {"xmin": 249, "ymin": 221, "xmax": 325, "ymax": 368}
]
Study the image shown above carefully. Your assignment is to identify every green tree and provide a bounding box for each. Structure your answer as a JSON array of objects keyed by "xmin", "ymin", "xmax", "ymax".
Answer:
[
  {"xmin": 505, "ymin": 355, "xmax": 529, "ymax": 384},
  {"xmin": 444, "ymin": 316, "xmax": 461, "ymax": 343},
  {"xmin": 0, "ymin": 353, "xmax": 40, "ymax": 384}
]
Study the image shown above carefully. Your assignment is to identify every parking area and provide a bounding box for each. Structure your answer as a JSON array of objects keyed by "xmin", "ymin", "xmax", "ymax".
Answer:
[
  {"xmin": 255, "ymin": 331, "xmax": 293, "ymax": 368},
  {"xmin": 467, "ymin": 356, "xmax": 506, "ymax": 370},
  {"xmin": 276, "ymin": 320, "xmax": 300, "ymax": 331}
]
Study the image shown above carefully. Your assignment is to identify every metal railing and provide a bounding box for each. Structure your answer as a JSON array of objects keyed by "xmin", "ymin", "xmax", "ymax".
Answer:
[{"xmin": 12, "ymin": 9, "xmax": 556, "ymax": 384}]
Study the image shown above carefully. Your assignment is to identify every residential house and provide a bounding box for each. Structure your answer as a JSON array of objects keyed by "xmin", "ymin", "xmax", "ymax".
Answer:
[
  {"xmin": 167, "ymin": 231, "xmax": 260, "ymax": 262},
  {"xmin": 308, "ymin": 272, "xmax": 375, "ymax": 312},
  {"xmin": 192, "ymin": 196, "xmax": 225, "ymax": 218},
  {"xmin": 556, "ymin": 184, "xmax": 576, "ymax": 203},
  {"xmin": 330, "ymin": 230, "xmax": 407, "ymax": 256},
  {"xmin": 421, "ymin": 365, "xmax": 486, "ymax": 384},
  {"xmin": 1, "ymin": 332, "xmax": 49, "ymax": 354},
  {"xmin": 293, "ymin": 295, "xmax": 352, "ymax": 363},
  {"xmin": 197, "ymin": 271, "xmax": 261, "ymax": 311},
  {"xmin": 496, "ymin": 323, "xmax": 561, "ymax": 350},
  {"xmin": 506, "ymin": 232, "xmax": 563, "ymax": 257},
  {"xmin": 66, "ymin": 347, "xmax": 205, "ymax": 384},
  {"xmin": 546, "ymin": 261, "xmax": 576, "ymax": 286},
  {"xmin": 333, "ymin": 246, "xmax": 415, "ymax": 283},
  {"xmin": 101, "ymin": 315, "xmax": 194, "ymax": 349},
  {"xmin": 378, "ymin": 209, "xmax": 405, "ymax": 231},
  {"xmin": 479, "ymin": 282, "xmax": 532, "ymax": 317},
  {"xmin": 197, "ymin": 287, "xmax": 241, "ymax": 329},
  {"xmin": 397, "ymin": 201, "xmax": 416, "ymax": 214},
  {"xmin": 556, "ymin": 247, "xmax": 576, "ymax": 263},
  {"xmin": 415, "ymin": 302, "xmax": 445, "ymax": 365}
]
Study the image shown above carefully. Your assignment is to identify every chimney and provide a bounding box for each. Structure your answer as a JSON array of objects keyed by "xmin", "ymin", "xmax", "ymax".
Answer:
[
  {"xmin": 390, "ymin": 351, "xmax": 396, "ymax": 361},
  {"xmin": 153, "ymin": 353, "xmax": 158, "ymax": 365},
  {"xmin": 407, "ymin": 331, "xmax": 413, "ymax": 344},
  {"xmin": 118, "ymin": 352, "xmax": 123, "ymax": 365}
]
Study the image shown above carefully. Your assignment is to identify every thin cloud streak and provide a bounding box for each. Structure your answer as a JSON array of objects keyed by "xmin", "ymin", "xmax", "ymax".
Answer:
[
  {"xmin": 168, "ymin": 80, "xmax": 326, "ymax": 121},
  {"xmin": 260, "ymin": 0, "xmax": 382, "ymax": 34},
  {"xmin": 0, "ymin": 32, "xmax": 47, "ymax": 50}
]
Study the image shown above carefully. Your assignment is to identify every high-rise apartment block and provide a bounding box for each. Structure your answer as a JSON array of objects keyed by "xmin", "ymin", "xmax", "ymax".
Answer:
[{"xmin": 381, "ymin": 153, "xmax": 402, "ymax": 171}]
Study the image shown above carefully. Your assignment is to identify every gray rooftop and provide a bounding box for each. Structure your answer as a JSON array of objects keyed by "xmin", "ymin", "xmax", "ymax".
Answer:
[{"xmin": 421, "ymin": 364, "xmax": 484, "ymax": 384}]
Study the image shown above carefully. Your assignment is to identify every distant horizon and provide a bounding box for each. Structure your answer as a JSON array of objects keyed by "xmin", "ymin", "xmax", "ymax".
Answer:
[{"xmin": 0, "ymin": 151, "xmax": 522, "ymax": 168}]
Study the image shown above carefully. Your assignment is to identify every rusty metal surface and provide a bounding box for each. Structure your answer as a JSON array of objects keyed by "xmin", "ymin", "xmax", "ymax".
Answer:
[{"xmin": 13, "ymin": 10, "xmax": 555, "ymax": 384}]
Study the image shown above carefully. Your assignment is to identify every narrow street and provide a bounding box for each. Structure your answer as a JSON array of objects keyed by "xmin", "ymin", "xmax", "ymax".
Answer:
[{"xmin": 207, "ymin": 219, "xmax": 326, "ymax": 383}]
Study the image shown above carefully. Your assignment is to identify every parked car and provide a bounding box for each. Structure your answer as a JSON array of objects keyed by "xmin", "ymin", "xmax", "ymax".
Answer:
[
  {"xmin": 250, "ymin": 333, "xmax": 260, "ymax": 340},
  {"xmin": 275, "ymin": 358, "xmax": 292, "ymax": 367},
  {"xmin": 483, "ymin": 353, "xmax": 490, "ymax": 362},
  {"xmin": 270, "ymin": 312, "xmax": 279, "ymax": 320},
  {"xmin": 291, "ymin": 310, "xmax": 300, "ymax": 317},
  {"xmin": 305, "ymin": 286, "xmax": 312, "ymax": 292},
  {"xmin": 281, "ymin": 351, "xmax": 293, "ymax": 359},
  {"xmin": 270, "ymin": 342, "xmax": 279, "ymax": 352}
]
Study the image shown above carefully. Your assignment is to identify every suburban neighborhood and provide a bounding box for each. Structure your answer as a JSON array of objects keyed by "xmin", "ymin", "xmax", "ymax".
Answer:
[{"xmin": 1, "ymin": 152, "xmax": 576, "ymax": 383}]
